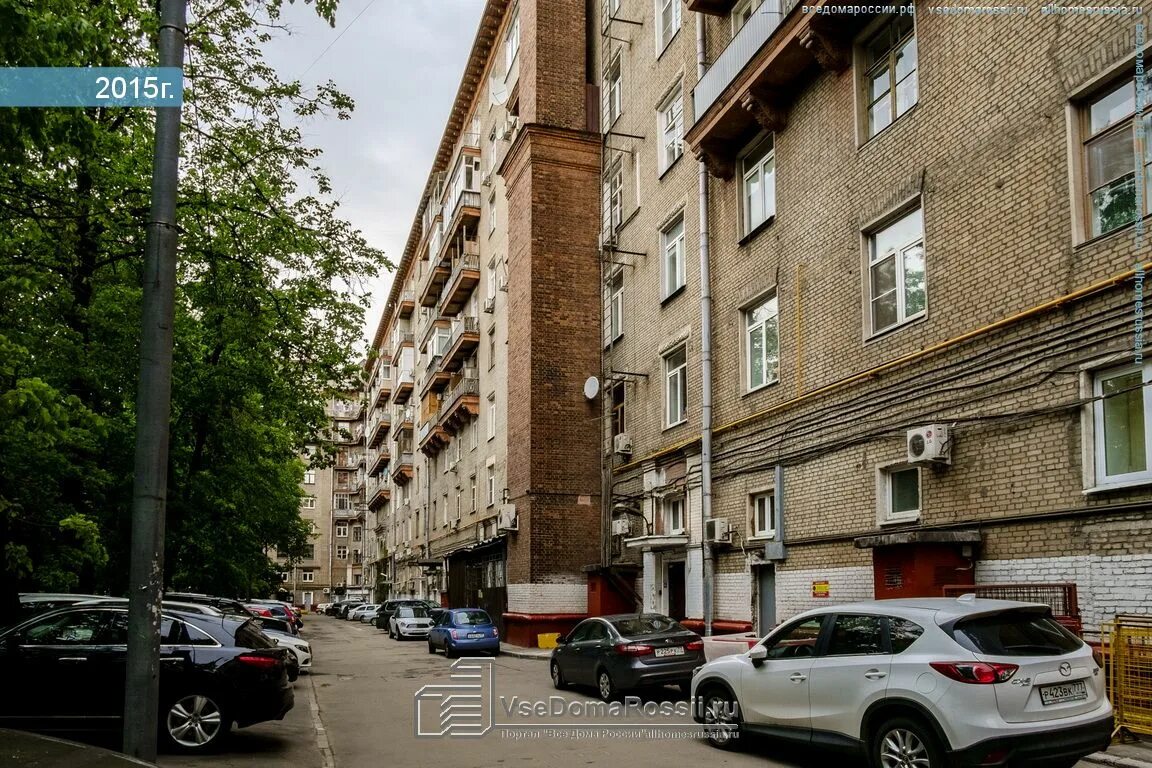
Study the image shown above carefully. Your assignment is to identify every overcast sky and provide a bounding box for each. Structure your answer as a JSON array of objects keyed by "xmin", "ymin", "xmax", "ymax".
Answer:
[{"xmin": 262, "ymin": 0, "xmax": 486, "ymax": 342}]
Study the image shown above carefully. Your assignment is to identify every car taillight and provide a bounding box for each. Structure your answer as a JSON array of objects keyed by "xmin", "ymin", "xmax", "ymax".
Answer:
[
  {"xmin": 237, "ymin": 653, "xmax": 282, "ymax": 669},
  {"xmin": 930, "ymin": 661, "xmax": 1018, "ymax": 684},
  {"xmin": 252, "ymin": 607, "xmax": 272, "ymax": 617},
  {"xmin": 1093, "ymin": 648, "xmax": 1105, "ymax": 669},
  {"xmin": 492, "ymin": 628, "xmax": 499, "ymax": 638},
  {"xmin": 615, "ymin": 643, "xmax": 654, "ymax": 656},
  {"xmin": 450, "ymin": 629, "xmax": 459, "ymax": 639},
  {"xmin": 685, "ymin": 640, "xmax": 704, "ymax": 651}
]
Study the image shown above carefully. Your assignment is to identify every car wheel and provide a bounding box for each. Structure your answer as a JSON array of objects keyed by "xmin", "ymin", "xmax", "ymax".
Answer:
[
  {"xmin": 163, "ymin": 693, "xmax": 229, "ymax": 752},
  {"xmin": 550, "ymin": 660, "xmax": 568, "ymax": 690},
  {"xmin": 873, "ymin": 716, "xmax": 945, "ymax": 768},
  {"xmin": 445, "ymin": 642, "xmax": 457, "ymax": 659},
  {"xmin": 428, "ymin": 641, "xmax": 436, "ymax": 654},
  {"xmin": 700, "ymin": 687, "xmax": 741, "ymax": 750},
  {"xmin": 596, "ymin": 668, "xmax": 618, "ymax": 702}
]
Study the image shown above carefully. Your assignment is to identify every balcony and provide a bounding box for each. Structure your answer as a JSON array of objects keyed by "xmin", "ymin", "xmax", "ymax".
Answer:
[
  {"xmin": 420, "ymin": 355, "xmax": 451, "ymax": 397},
  {"xmin": 443, "ymin": 316, "xmax": 480, "ymax": 373},
  {"xmin": 417, "ymin": 414, "xmax": 450, "ymax": 457},
  {"xmin": 368, "ymin": 483, "xmax": 391, "ymax": 511},
  {"xmin": 441, "ymin": 191, "xmax": 481, "ymax": 258},
  {"xmin": 373, "ymin": 379, "xmax": 393, "ymax": 410},
  {"xmin": 439, "ymin": 376, "xmax": 480, "ymax": 434},
  {"xmin": 687, "ymin": 0, "xmax": 738, "ymax": 13},
  {"xmin": 689, "ymin": 0, "xmax": 865, "ymax": 178},
  {"xmin": 334, "ymin": 506, "xmax": 363, "ymax": 520},
  {"xmin": 367, "ymin": 411, "xmax": 391, "ymax": 448},
  {"xmin": 335, "ymin": 451, "xmax": 359, "ymax": 471},
  {"xmin": 394, "ymin": 407, "xmax": 414, "ymax": 436},
  {"xmin": 335, "ymin": 425, "xmax": 364, "ymax": 446},
  {"xmin": 391, "ymin": 334, "xmax": 414, "ymax": 366},
  {"xmin": 369, "ymin": 446, "xmax": 391, "ymax": 478},
  {"xmin": 391, "ymin": 370, "xmax": 415, "ymax": 405},
  {"xmin": 419, "ymin": 257, "xmax": 452, "ymax": 308},
  {"xmin": 391, "ymin": 452, "xmax": 414, "ymax": 485},
  {"xmin": 441, "ymin": 253, "xmax": 481, "ymax": 316},
  {"xmin": 397, "ymin": 290, "xmax": 416, "ymax": 319}
]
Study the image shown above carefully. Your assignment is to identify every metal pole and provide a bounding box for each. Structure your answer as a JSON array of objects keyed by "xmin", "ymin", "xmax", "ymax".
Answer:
[
  {"xmin": 123, "ymin": 0, "xmax": 186, "ymax": 760},
  {"xmin": 695, "ymin": 13, "xmax": 714, "ymax": 638}
]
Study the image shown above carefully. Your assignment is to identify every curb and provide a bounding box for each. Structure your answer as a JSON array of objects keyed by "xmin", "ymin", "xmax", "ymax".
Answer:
[
  {"xmin": 1080, "ymin": 752, "xmax": 1152, "ymax": 768},
  {"xmin": 499, "ymin": 645, "xmax": 551, "ymax": 660}
]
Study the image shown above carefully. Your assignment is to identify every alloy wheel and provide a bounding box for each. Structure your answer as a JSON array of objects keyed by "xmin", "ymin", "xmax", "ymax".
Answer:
[
  {"xmin": 702, "ymin": 692, "xmax": 739, "ymax": 749},
  {"xmin": 879, "ymin": 726, "xmax": 932, "ymax": 768},
  {"xmin": 166, "ymin": 694, "xmax": 224, "ymax": 749},
  {"xmin": 597, "ymin": 670, "xmax": 615, "ymax": 701}
]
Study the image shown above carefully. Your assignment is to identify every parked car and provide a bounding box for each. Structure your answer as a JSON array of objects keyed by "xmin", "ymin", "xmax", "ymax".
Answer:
[
  {"xmin": 263, "ymin": 629, "xmax": 311, "ymax": 676},
  {"xmin": 167, "ymin": 593, "xmax": 297, "ymax": 636},
  {"xmin": 247, "ymin": 600, "xmax": 302, "ymax": 629},
  {"xmin": 347, "ymin": 604, "xmax": 378, "ymax": 622},
  {"xmin": 316, "ymin": 603, "xmax": 332, "ymax": 614},
  {"xmin": 550, "ymin": 613, "xmax": 702, "ymax": 701},
  {"xmin": 336, "ymin": 601, "xmax": 365, "ymax": 619},
  {"xmin": 373, "ymin": 599, "xmax": 427, "ymax": 630},
  {"xmin": 427, "ymin": 609, "xmax": 500, "ymax": 658},
  {"xmin": 18, "ymin": 593, "xmax": 108, "ymax": 618},
  {"xmin": 389, "ymin": 605, "xmax": 434, "ymax": 640},
  {"xmin": 0, "ymin": 604, "xmax": 294, "ymax": 752},
  {"xmin": 690, "ymin": 597, "xmax": 1113, "ymax": 768}
]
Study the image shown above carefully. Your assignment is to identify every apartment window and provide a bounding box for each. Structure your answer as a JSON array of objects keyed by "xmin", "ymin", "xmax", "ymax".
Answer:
[
  {"xmin": 658, "ymin": 89, "xmax": 684, "ymax": 172},
  {"xmin": 867, "ymin": 206, "xmax": 926, "ymax": 335},
  {"xmin": 751, "ymin": 491, "xmax": 776, "ymax": 538},
  {"xmin": 664, "ymin": 345, "xmax": 687, "ymax": 427},
  {"xmin": 280, "ymin": 572, "xmax": 290, "ymax": 582},
  {"xmin": 656, "ymin": 0, "xmax": 681, "ymax": 50},
  {"xmin": 442, "ymin": 494, "xmax": 449, "ymax": 527},
  {"xmin": 1081, "ymin": 74, "xmax": 1152, "ymax": 238},
  {"xmin": 606, "ymin": 164, "xmax": 623, "ymax": 232},
  {"xmin": 862, "ymin": 11, "xmax": 917, "ymax": 138},
  {"xmin": 486, "ymin": 465, "xmax": 496, "ymax": 507},
  {"xmin": 352, "ymin": 526, "xmax": 362, "ymax": 542},
  {"xmin": 662, "ymin": 495, "xmax": 685, "ymax": 534},
  {"xmin": 304, "ymin": 544, "xmax": 315, "ymax": 560},
  {"xmin": 880, "ymin": 465, "xmax": 920, "ymax": 523},
  {"xmin": 455, "ymin": 492, "xmax": 462, "ymax": 521},
  {"xmin": 336, "ymin": 524, "xmax": 348, "ymax": 538},
  {"xmin": 303, "ymin": 470, "xmax": 316, "ymax": 485},
  {"xmin": 745, "ymin": 295, "xmax": 779, "ymax": 391},
  {"xmin": 731, "ymin": 0, "xmax": 762, "ymax": 35},
  {"xmin": 741, "ymin": 135, "xmax": 776, "ymax": 234},
  {"xmin": 301, "ymin": 570, "xmax": 315, "ymax": 583},
  {"xmin": 604, "ymin": 58, "xmax": 622, "ymax": 129},
  {"xmin": 301, "ymin": 496, "xmax": 316, "ymax": 510},
  {"xmin": 661, "ymin": 215, "xmax": 686, "ymax": 299},
  {"xmin": 611, "ymin": 381, "xmax": 626, "ymax": 437},
  {"xmin": 336, "ymin": 545, "xmax": 348, "ymax": 560},
  {"xmin": 334, "ymin": 492, "xmax": 351, "ymax": 510},
  {"xmin": 487, "ymin": 258, "xmax": 497, "ymax": 300},
  {"xmin": 488, "ymin": 191, "xmax": 497, "ymax": 235},
  {"xmin": 454, "ymin": 434, "xmax": 462, "ymax": 463},
  {"xmin": 608, "ymin": 271, "xmax": 624, "ymax": 341},
  {"xmin": 471, "ymin": 413, "xmax": 479, "ymax": 449},
  {"xmin": 488, "ymin": 331, "xmax": 496, "ymax": 371},
  {"xmin": 1093, "ymin": 364, "xmax": 1152, "ymax": 486},
  {"xmin": 353, "ymin": 574, "xmax": 361, "ymax": 586},
  {"xmin": 470, "ymin": 474, "xmax": 478, "ymax": 511},
  {"xmin": 487, "ymin": 393, "xmax": 497, "ymax": 439},
  {"xmin": 505, "ymin": 7, "xmax": 520, "ymax": 72}
]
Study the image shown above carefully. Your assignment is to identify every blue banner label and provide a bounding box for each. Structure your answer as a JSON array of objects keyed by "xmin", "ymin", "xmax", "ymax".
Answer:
[{"xmin": 0, "ymin": 68, "xmax": 183, "ymax": 107}]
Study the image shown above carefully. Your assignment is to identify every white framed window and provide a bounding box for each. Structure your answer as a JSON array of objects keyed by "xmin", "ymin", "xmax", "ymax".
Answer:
[
  {"xmin": 658, "ymin": 89, "xmax": 684, "ymax": 172},
  {"xmin": 1080, "ymin": 75, "xmax": 1152, "ymax": 238},
  {"xmin": 664, "ymin": 345, "xmax": 687, "ymax": 427},
  {"xmin": 662, "ymin": 495, "xmax": 685, "ymax": 534},
  {"xmin": 867, "ymin": 206, "xmax": 926, "ymax": 335},
  {"xmin": 486, "ymin": 465, "xmax": 497, "ymax": 507},
  {"xmin": 741, "ymin": 135, "xmax": 776, "ymax": 234},
  {"xmin": 606, "ymin": 164, "xmax": 623, "ymax": 232},
  {"xmin": 661, "ymin": 215, "xmax": 686, "ymax": 298},
  {"xmin": 471, "ymin": 414, "xmax": 479, "ymax": 449},
  {"xmin": 611, "ymin": 382, "xmax": 626, "ymax": 437},
  {"xmin": 336, "ymin": 524, "xmax": 349, "ymax": 538},
  {"xmin": 731, "ymin": 0, "xmax": 762, "ymax": 35},
  {"xmin": 488, "ymin": 191, "xmax": 497, "ymax": 235},
  {"xmin": 745, "ymin": 294, "xmax": 779, "ymax": 390},
  {"xmin": 487, "ymin": 258, "xmax": 497, "ymax": 300},
  {"xmin": 604, "ymin": 58, "xmax": 622, "ymax": 129},
  {"xmin": 442, "ymin": 494, "xmax": 449, "ymax": 527},
  {"xmin": 454, "ymin": 433, "xmax": 462, "ymax": 463},
  {"xmin": 303, "ymin": 470, "xmax": 316, "ymax": 485},
  {"xmin": 487, "ymin": 393, "xmax": 497, "ymax": 440},
  {"xmin": 1092, "ymin": 364, "xmax": 1152, "ymax": 487},
  {"xmin": 608, "ymin": 271, "xmax": 624, "ymax": 341},
  {"xmin": 751, "ymin": 491, "xmax": 776, "ymax": 538},
  {"xmin": 352, "ymin": 525, "xmax": 362, "ymax": 542},
  {"xmin": 470, "ymin": 474, "xmax": 478, "ymax": 511},
  {"xmin": 455, "ymin": 492, "xmax": 462, "ymax": 520},
  {"xmin": 505, "ymin": 7, "xmax": 521, "ymax": 72},
  {"xmin": 878, "ymin": 464, "xmax": 921, "ymax": 523},
  {"xmin": 656, "ymin": 0, "xmax": 681, "ymax": 51},
  {"xmin": 336, "ymin": 545, "xmax": 349, "ymax": 560},
  {"xmin": 301, "ymin": 496, "xmax": 316, "ymax": 509},
  {"xmin": 862, "ymin": 10, "xmax": 917, "ymax": 139},
  {"xmin": 280, "ymin": 572, "xmax": 290, "ymax": 582},
  {"xmin": 301, "ymin": 570, "xmax": 315, "ymax": 583}
]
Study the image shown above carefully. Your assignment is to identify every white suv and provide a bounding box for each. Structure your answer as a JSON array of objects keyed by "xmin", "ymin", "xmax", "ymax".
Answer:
[{"xmin": 690, "ymin": 597, "xmax": 1112, "ymax": 768}]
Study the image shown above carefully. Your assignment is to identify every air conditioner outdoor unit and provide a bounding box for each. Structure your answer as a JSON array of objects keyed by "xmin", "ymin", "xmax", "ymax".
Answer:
[
  {"xmin": 611, "ymin": 518, "xmax": 631, "ymax": 536},
  {"xmin": 907, "ymin": 424, "xmax": 952, "ymax": 465},
  {"xmin": 449, "ymin": 459, "xmax": 459, "ymax": 472},
  {"xmin": 483, "ymin": 296, "xmax": 496, "ymax": 314},
  {"xmin": 704, "ymin": 518, "xmax": 731, "ymax": 544},
  {"xmin": 500, "ymin": 117, "xmax": 518, "ymax": 140},
  {"xmin": 643, "ymin": 469, "xmax": 666, "ymax": 493},
  {"xmin": 613, "ymin": 432, "xmax": 633, "ymax": 457},
  {"xmin": 497, "ymin": 274, "xmax": 509, "ymax": 292},
  {"xmin": 497, "ymin": 504, "xmax": 518, "ymax": 532},
  {"xmin": 481, "ymin": 170, "xmax": 493, "ymax": 187},
  {"xmin": 323, "ymin": 588, "xmax": 330, "ymax": 595},
  {"xmin": 451, "ymin": 518, "xmax": 460, "ymax": 530}
]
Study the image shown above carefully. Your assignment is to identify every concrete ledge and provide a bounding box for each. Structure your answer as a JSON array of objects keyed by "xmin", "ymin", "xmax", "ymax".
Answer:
[
  {"xmin": 1080, "ymin": 743, "xmax": 1152, "ymax": 768},
  {"xmin": 500, "ymin": 642, "xmax": 552, "ymax": 660}
]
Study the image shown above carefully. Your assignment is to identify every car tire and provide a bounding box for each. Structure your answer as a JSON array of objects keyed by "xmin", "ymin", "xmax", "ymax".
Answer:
[
  {"xmin": 700, "ymin": 686, "xmax": 741, "ymax": 750},
  {"xmin": 551, "ymin": 660, "xmax": 568, "ymax": 690},
  {"xmin": 445, "ymin": 643, "xmax": 457, "ymax": 659},
  {"xmin": 872, "ymin": 716, "xmax": 945, "ymax": 768},
  {"xmin": 428, "ymin": 641, "xmax": 436, "ymax": 654},
  {"xmin": 162, "ymin": 692, "xmax": 230, "ymax": 753},
  {"xmin": 596, "ymin": 668, "xmax": 619, "ymax": 702}
]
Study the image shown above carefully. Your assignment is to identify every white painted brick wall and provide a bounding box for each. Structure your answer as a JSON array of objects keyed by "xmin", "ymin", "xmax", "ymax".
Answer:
[
  {"xmin": 642, "ymin": 551, "xmax": 658, "ymax": 612},
  {"xmin": 776, "ymin": 566, "xmax": 874, "ymax": 620},
  {"xmin": 686, "ymin": 548, "xmax": 704, "ymax": 618},
  {"xmin": 976, "ymin": 555, "xmax": 1152, "ymax": 640},
  {"xmin": 507, "ymin": 582, "xmax": 587, "ymax": 614},
  {"xmin": 715, "ymin": 570, "xmax": 753, "ymax": 622}
]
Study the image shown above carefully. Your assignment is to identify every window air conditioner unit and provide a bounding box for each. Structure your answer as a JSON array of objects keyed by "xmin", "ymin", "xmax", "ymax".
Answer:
[
  {"xmin": 497, "ymin": 504, "xmax": 518, "ymax": 532},
  {"xmin": 323, "ymin": 588, "xmax": 330, "ymax": 595},
  {"xmin": 613, "ymin": 432, "xmax": 633, "ymax": 457},
  {"xmin": 500, "ymin": 117, "xmax": 518, "ymax": 140},
  {"xmin": 451, "ymin": 518, "xmax": 460, "ymax": 530},
  {"xmin": 482, "ymin": 170, "xmax": 493, "ymax": 187},
  {"xmin": 483, "ymin": 296, "xmax": 496, "ymax": 314},
  {"xmin": 704, "ymin": 518, "xmax": 731, "ymax": 544},
  {"xmin": 907, "ymin": 424, "xmax": 952, "ymax": 465},
  {"xmin": 611, "ymin": 518, "xmax": 631, "ymax": 536}
]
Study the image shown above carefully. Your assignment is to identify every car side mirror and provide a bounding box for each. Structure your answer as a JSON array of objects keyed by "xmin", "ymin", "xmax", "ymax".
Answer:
[
  {"xmin": 555, "ymin": 636, "xmax": 568, "ymax": 645},
  {"xmin": 748, "ymin": 645, "xmax": 768, "ymax": 666}
]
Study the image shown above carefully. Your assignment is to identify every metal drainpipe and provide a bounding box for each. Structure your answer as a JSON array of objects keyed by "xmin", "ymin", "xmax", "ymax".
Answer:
[{"xmin": 696, "ymin": 14, "xmax": 714, "ymax": 638}]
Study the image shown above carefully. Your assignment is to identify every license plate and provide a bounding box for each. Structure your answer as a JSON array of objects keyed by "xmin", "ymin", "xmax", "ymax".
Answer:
[
  {"xmin": 654, "ymin": 646, "xmax": 685, "ymax": 657},
  {"xmin": 1040, "ymin": 680, "xmax": 1088, "ymax": 705},
  {"xmin": 468, "ymin": 632, "xmax": 485, "ymax": 639}
]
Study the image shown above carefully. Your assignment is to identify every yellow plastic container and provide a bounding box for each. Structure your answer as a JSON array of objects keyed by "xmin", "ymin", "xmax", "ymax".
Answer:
[{"xmin": 537, "ymin": 632, "xmax": 560, "ymax": 649}]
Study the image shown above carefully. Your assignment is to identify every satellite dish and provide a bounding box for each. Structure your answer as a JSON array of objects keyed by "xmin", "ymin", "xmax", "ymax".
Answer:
[
  {"xmin": 583, "ymin": 376, "xmax": 600, "ymax": 401},
  {"xmin": 489, "ymin": 75, "xmax": 508, "ymax": 107}
]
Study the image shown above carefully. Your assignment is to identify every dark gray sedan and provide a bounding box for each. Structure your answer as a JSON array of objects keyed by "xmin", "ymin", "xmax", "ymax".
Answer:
[{"xmin": 550, "ymin": 614, "xmax": 703, "ymax": 701}]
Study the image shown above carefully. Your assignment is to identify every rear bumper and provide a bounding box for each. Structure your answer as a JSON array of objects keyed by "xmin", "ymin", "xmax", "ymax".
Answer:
[
  {"xmin": 950, "ymin": 714, "xmax": 1113, "ymax": 767},
  {"xmin": 614, "ymin": 656, "xmax": 704, "ymax": 690},
  {"xmin": 233, "ymin": 684, "xmax": 295, "ymax": 728},
  {"xmin": 449, "ymin": 637, "xmax": 500, "ymax": 653}
]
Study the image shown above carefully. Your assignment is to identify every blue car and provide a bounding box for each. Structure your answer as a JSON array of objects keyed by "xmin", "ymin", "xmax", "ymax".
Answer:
[{"xmin": 427, "ymin": 608, "xmax": 500, "ymax": 658}]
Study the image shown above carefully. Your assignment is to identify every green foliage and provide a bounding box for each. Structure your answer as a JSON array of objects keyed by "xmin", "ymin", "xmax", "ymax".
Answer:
[{"xmin": 0, "ymin": 0, "xmax": 388, "ymax": 618}]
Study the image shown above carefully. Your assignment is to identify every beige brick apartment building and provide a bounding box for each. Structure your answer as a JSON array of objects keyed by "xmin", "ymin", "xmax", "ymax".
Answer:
[{"xmin": 597, "ymin": 0, "xmax": 1152, "ymax": 640}]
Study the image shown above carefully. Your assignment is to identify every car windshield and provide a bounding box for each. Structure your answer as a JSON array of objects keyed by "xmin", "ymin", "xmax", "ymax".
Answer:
[
  {"xmin": 611, "ymin": 615, "xmax": 684, "ymax": 636},
  {"xmin": 454, "ymin": 610, "xmax": 491, "ymax": 626},
  {"xmin": 397, "ymin": 607, "xmax": 428, "ymax": 619},
  {"xmin": 950, "ymin": 610, "xmax": 1083, "ymax": 656}
]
